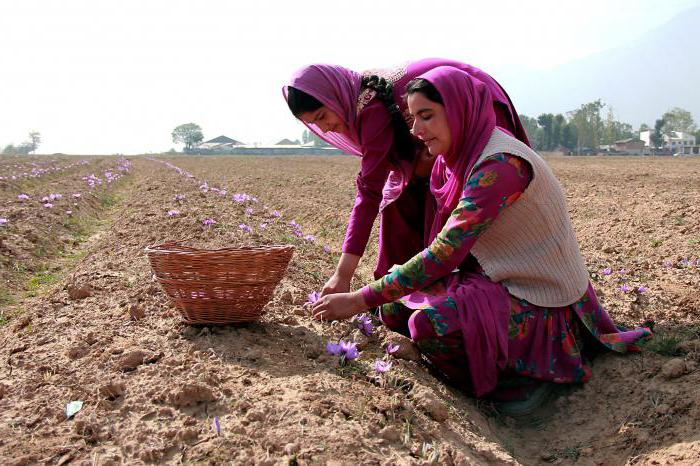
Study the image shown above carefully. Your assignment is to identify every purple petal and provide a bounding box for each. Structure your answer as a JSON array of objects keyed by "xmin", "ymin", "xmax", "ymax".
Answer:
[{"xmin": 326, "ymin": 342, "xmax": 341, "ymax": 356}]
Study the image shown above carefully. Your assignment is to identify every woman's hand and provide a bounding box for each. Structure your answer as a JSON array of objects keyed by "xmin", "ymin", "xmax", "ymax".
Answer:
[
  {"xmin": 320, "ymin": 272, "xmax": 351, "ymax": 296},
  {"xmin": 413, "ymin": 146, "xmax": 438, "ymax": 178},
  {"xmin": 312, "ymin": 291, "xmax": 367, "ymax": 321}
]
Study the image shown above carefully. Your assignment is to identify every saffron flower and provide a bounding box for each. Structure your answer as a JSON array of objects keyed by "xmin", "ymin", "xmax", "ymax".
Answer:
[
  {"xmin": 386, "ymin": 343, "xmax": 400, "ymax": 355},
  {"xmin": 199, "ymin": 181, "xmax": 209, "ymax": 192},
  {"xmin": 306, "ymin": 291, "xmax": 320, "ymax": 305},
  {"xmin": 619, "ymin": 284, "xmax": 632, "ymax": 293},
  {"xmin": 245, "ymin": 207, "xmax": 254, "ymax": 216},
  {"xmin": 303, "ymin": 234, "xmax": 316, "ymax": 242},
  {"xmin": 43, "ymin": 203, "xmax": 53, "ymax": 208},
  {"xmin": 66, "ymin": 210, "xmax": 72, "ymax": 215},
  {"xmin": 323, "ymin": 245, "xmax": 331, "ymax": 253},
  {"xmin": 637, "ymin": 286, "xmax": 647, "ymax": 293},
  {"xmin": 0, "ymin": 218, "xmax": 7, "ymax": 226},
  {"xmin": 42, "ymin": 196, "xmax": 50, "ymax": 202},
  {"xmin": 259, "ymin": 222, "xmax": 267, "ymax": 230},
  {"xmin": 239, "ymin": 223, "xmax": 253, "ymax": 233},
  {"xmin": 326, "ymin": 342, "xmax": 341, "ymax": 356},
  {"xmin": 618, "ymin": 268, "xmax": 627, "ymax": 275},
  {"xmin": 174, "ymin": 194, "xmax": 185, "ymax": 201},
  {"xmin": 663, "ymin": 260, "xmax": 673, "ymax": 268},
  {"xmin": 326, "ymin": 339, "xmax": 360, "ymax": 364},
  {"xmin": 168, "ymin": 209, "xmax": 180, "ymax": 217},
  {"xmin": 272, "ymin": 210, "xmax": 281, "ymax": 218},
  {"xmin": 679, "ymin": 258, "xmax": 690, "ymax": 267},
  {"xmin": 339, "ymin": 340, "xmax": 359, "ymax": 361},
  {"xmin": 73, "ymin": 193, "xmax": 81, "ymax": 198},
  {"xmin": 17, "ymin": 194, "xmax": 30, "ymax": 200},
  {"xmin": 373, "ymin": 359, "xmax": 393, "ymax": 374},
  {"xmin": 292, "ymin": 230, "xmax": 302, "ymax": 238},
  {"xmin": 211, "ymin": 416, "xmax": 221, "ymax": 436},
  {"xmin": 202, "ymin": 218, "xmax": 217, "ymax": 226},
  {"xmin": 353, "ymin": 313, "xmax": 374, "ymax": 336},
  {"xmin": 289, "ymin": 220, "xmax": 301, "ymax": 230},
  {"xmin": 601, "ymin": 268, "xmax": 612, "ymax": 276}
]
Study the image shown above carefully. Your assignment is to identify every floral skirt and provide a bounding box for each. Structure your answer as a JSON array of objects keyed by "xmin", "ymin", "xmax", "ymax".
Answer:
[{"xmin": 379, "ymin": 271, "xmax": 651, "ymax": 399}]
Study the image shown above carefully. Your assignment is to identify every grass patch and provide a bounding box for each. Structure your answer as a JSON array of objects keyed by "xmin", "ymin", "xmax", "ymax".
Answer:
[
  {"xmin": 650, "ymin": 239, "xmax": 663, "ymax": 248},
  {"xmin": 26, "ymin": 271, "xmax": 60, "ymax": 297},
  {"xmin": 0, "ymin": 288, "xmax": 17, "ymax": 307},
  {"xmin": 640, "ymin": 326, "xmax": 700, "ymax": 356}
]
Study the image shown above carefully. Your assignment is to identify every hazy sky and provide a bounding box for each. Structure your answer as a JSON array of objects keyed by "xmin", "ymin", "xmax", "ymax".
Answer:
[{"xmin": 1, "ymin": 0, "xmax": 698, "ymax": 154}]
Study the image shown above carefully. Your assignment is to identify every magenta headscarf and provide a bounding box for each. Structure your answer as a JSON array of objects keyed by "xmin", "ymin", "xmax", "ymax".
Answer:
[
  {"xmin": 282, "ymin": 64, "xmax": 364, "ymax": 156},
  {"xmin": 419, "ymin": 67, "xmax": 497, "ymax": 241}
]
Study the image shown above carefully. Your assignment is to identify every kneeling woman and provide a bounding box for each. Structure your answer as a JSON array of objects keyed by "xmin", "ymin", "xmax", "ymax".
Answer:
[{"xmin": 311, "ymin": 66, "xmax": 651, "ymax": 399}]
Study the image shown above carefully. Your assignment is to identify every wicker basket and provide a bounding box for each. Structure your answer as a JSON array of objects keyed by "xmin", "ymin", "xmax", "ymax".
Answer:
[{"xmin": 145, "ymin": 242, "xmax": 294, "ymax": 324}]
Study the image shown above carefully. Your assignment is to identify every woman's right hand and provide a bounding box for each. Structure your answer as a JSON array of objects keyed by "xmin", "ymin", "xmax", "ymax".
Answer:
[{"xmin": 320, "ymin": 272, "xmax": 351, "ymax": 297}]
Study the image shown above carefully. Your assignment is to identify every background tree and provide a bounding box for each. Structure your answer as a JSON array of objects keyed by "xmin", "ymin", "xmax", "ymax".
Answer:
[
  {"xmin": 651, "ymin": 118, "xmax": 665, "ymax": 148},
  {"xmin": 568, "ymin": 99, "xmax": 605, "ymax": 153},
  {"xmin": 172, "ymin": 123, "xmax": 204, "ymax": 153},
  {"xmin": 519, "ymin": 115, "xmax": 543, "ymax": 150},
  {"xmin": 660, "ymin": 107, "xmax": 697, "ymax": 134},
  {"xmin": 2, "ymin": 144, "xmax": 17, "ymax": 155},
  {"xmin": 537, "ymin": 113, "xmax": 554, "ymax": 150},
  {"xmin": 639, "ymin": 123, "xmax": 650, "ymax": 132},
  {"xmin": 301, "ymin": 129, "xmax": 330, "ymax": 147},
  {"xmin": 28, "ymin": 131, "xmax": 41, "ymax": 154},
  {"xmin": 602, "ymin": 108, "xmax": 634, "ymax": 144}
]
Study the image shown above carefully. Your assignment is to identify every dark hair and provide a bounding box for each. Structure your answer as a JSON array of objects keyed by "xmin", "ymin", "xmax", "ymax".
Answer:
[
  {"xmin": 286, "ymin": 86, "xmax": 323, "ymax": 117},
  {"xmin": 362, "ymin": 75, "xmax": 415, "ymax": 165},
  {"xmin": 406, "ymin": 78, "xmax": 443, "ymax": 104}
]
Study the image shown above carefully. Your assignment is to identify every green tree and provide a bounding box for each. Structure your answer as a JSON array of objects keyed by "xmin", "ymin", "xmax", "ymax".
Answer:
[
  {"xmin": 172, "ymin": 123, "xmax": 204, "ymax": 153},
  {"xmin": 651, "ymin": 118, "xmax": 665, "ymax": 148},
  {"xmin": 602, "ymin": 108, "xmax": 634, "ymax": 144},
  {"xmin": 568, "ymin": 99, "xmax": 605, "ymax": 153},
  {"xmin": 519, "ymin": 115, "xmax": 543, "ymax": 150},
  {"xmin": 551, "ymin": 114, "xmax": 566, "ymax": 149},
  {"xmin": 2, "ymin": 144, "xmax": 17, "ymax": 155},
  {"xmin": 28, "ymin": 131, "xmax": 41, "ymax": 154},
  {"xmin": 301, "ymin": 129, "xmax": 330, "ymax": 147},
  {"xmin": 561, "ymin": 122, "xmax": 578, "ymax": 150},
  {"xmin": 537, "ymin": 113, "xmax": 554, "ymax": 150},
  {"xmin": 661, "ymin": 107, "xmax": 697, "ymax": 134},
  {"xmin": 639, "ymin": 123, "xmax": 650, "ymax": 132}
]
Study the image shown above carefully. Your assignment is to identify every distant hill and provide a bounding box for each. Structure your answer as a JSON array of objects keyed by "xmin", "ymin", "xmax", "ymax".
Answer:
[{"xmin": 496, "ymin": 6, "xmax": 700, "ymax": 127}]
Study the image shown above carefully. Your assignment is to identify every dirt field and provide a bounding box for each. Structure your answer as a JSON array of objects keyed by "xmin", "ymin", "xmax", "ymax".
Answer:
[{"xmin": 0, "ymin": 154, "xmax": 698, "ymax": 465}]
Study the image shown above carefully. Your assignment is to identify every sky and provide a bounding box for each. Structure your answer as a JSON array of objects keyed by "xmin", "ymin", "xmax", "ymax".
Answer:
[{"xmin": 1, "ymin": 0, "xmax": 698, "ymax": 155}]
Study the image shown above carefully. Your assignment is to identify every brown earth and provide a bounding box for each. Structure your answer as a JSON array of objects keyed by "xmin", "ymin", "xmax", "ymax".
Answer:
[{"xmin": 0, "ymin": 154, "xmax": 698, "ymax": 465}]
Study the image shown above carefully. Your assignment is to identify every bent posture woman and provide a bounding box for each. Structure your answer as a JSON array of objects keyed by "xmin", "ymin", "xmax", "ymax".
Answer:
[
  {"xmin": 284, "ymin": 59, "xmax": 529, "ymax": 297},
  {"xmin": 311, "ymin": 67, "xmax": 650, "ymax": 400}
]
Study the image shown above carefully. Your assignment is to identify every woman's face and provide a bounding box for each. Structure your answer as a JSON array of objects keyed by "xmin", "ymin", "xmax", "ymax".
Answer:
[
  {"xmin": 408, "ymin": 92, "xmax": 451, "ymax": 156},
  {"xmin": 299, "ymin": 106, "xmax": 348, "ymax": 135}
]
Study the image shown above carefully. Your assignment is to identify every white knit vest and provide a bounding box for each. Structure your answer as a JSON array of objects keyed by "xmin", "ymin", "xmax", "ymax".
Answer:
[{"xmin": 468, "ymin": 128, "xmax": 589, "ymax": 307}]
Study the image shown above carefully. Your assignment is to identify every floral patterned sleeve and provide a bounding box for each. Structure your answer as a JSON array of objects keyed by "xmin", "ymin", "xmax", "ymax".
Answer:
[{"xmin": 360, "ymin": 153, "xmax": 533, "ymax": 308}]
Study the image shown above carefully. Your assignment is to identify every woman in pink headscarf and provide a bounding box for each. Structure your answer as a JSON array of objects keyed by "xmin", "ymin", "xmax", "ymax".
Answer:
[
  {"xmin": 284, "ymin": 59, "xmax": 529, "ymax": 298},
  {"xmin": 311, "ymin": 67, "xmax": 651, "ymax": 406}
]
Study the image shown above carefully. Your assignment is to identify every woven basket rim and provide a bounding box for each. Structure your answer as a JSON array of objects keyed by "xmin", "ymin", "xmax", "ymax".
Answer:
[{"xmin": 144, "ymin": 241, "xmax": 295, "ymax": 256}]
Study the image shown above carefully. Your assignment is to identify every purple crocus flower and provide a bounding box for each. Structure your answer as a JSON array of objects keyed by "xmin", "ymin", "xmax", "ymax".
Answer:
[
  {"xmin": 65, "ymin": 210, "xmax": 72, "ymax": 216},
  {"xmin": 239, "ymin": 223, "xmax": 253, "ymax": 233},
  {"xmin": 211, "ymin": 416, "xmax": 221, "ymax": 436},
  {"xmin": 326, "ymin": 342, "xmax": 342, "ymax": 356},
  {"xmin": 202, "ymin": 218, "xmax": 217, "ymax": 226},
  {"xmin": 618, "ymin": 268, "xmax": 627, "ymax": 275},
  {"xmin": 259, "ymin": 222, "xmax": 267, "ymax": 230},
  {"xmin": 663, "ymin": 260, "xmax": 673, "ymax": 268},
  {"xmin": 17, "ymin": 194, "xmax": 30, "ymax": 200},
  {"xmin": 292, "ymin": 230, "xmax": 302, "ymax": 238},
  {"xmin": 73, "ymin": 193, "xmax": 81, "ymax": 198},
  {"xmin": 619, "ymin": 284, "xmax": 632, "ymax": 293},
  {"xmin": 373, "ymin": 359, "xmax": 393, "ymax": 374},
  {"xmin": 303, "ymin": 234, "xmax": 316, "ymax": 242},
  {"xmin": 637, "ymin": 286, "xmax": 647, "ymax": 294},
  {"xmin": 289, "ymin": 220, "xmax": 301, "ymax": 230},
  {"xmin": 340, "ymin": 340, "xmax": 359, "ymax": 361},
  {"xmin": 168, "ymin": 209, "xmax": 180, "ymax": 217},
  {"xmin": 601, "ymin": 268, "xmax": 612, "ymax": 276},
  {"xmin": 0, "ymin": 218, "xmax": 7, "ymax": 226},
  {"xmin": 353, "ymin": 313, "xmax": 374, "ymax": 336},
  {"xmin": 245, "ymin": 207, "xmax": 254, "ymax": 216},
  {"xmin": 43, "ymin": 203, "xmax": 53, "ymax": 208},
  {"xmin": 174, "ymin": 194, "xmax": 185, "ymax": 201},
  {"xmin": 306, "ymin": 291, "xmax": 320, "ymax": 305},
  {"xmin": 679, "ymin": 258, "xmax": 690, "ymax": 267},
  {"xmin": 386, "ymin": 343, "xmax": 400, "ymax": 355},
  {"xmin": 323, "ymin": 245, "xmax": 331, "ymax": 253},
  {"xmin": 272, "ymin": 210, "xmax": 281, "ymax": 218},
  {"xmin": 41, "ymin": 196, "xmax": 50, "ymax": 202}
]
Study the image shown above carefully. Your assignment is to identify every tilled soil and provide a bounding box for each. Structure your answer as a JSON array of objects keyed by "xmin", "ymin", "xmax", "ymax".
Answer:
[{"xmin": 0, "ymin": 154, "xmax": 698, "ymax": 465}]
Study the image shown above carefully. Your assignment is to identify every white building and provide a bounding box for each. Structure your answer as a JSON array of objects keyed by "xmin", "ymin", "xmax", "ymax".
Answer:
[{"xmin": 639, "ymin": 130, "xmax": 696, "ymax": 149}]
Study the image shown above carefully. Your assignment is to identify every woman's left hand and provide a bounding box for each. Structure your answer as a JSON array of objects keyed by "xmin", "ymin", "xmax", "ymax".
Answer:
[{"xmin": 311, "ymin": 291, "xmax": 367, "ymax": 321}]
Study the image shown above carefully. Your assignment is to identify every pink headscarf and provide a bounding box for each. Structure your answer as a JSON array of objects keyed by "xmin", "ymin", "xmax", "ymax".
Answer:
[
  {"xmin": 420, "ymin": 67, "xmax": 497, "ymax": 241},
  {"xmin": 282, "ymin": 64, "xmax": 364, "ymax": 156}
]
